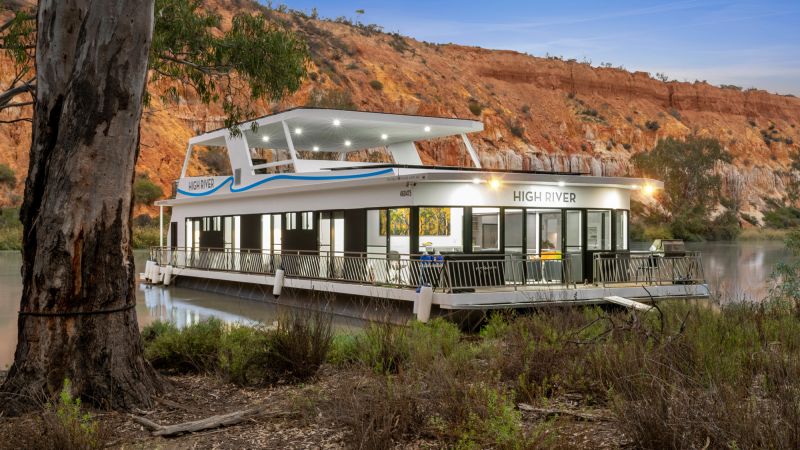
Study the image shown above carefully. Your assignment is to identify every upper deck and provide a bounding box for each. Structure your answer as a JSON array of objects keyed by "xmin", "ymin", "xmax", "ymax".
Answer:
[{"xmin": 162, "ymin": 108, "xmax": 661, "ymax": 206}]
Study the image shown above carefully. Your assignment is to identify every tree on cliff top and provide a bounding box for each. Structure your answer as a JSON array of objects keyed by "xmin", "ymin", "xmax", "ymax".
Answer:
[
  {"xmin": 0, "ymin": 0, "xmax": 307, "ymax": 414},
  {"xmin": 632, "ymin": 136, "xmax": 735, "ymax": 240}
]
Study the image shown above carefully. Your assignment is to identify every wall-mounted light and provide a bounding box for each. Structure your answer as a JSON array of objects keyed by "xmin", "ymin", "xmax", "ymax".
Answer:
[
  {"xmin": 642, "ymin": 183, "xmax": 656, "ymax": 197},
  {"xmin": 333, "ymin": 119, "xmax": 341, "ymax": 126},
  {"xmin": 261, "ymin": 135, "xmax": 269, "ymax": 142}
]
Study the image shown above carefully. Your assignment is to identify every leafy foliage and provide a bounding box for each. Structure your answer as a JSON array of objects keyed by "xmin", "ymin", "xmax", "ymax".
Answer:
[
  {"xmin": 0, "ymin": 163, "xmax": 15, "ymax": 187},
  {"xmin": 632, "ymin": 136, "xmax": 735, "ymax": 240},
  {"xmin": 1, "ymin": 0, "xmax": 309, "ymax": 129},
  {"xmin": 133, "ymin": 175, "xmax": 163, "ymax": 205},
  {"xmin": 149, "ymin": 0, "xmax": 308, "ymax": 132},
  {"xmin": 6, "ymin": 379, "xmax": 109, "ymax": 449}
]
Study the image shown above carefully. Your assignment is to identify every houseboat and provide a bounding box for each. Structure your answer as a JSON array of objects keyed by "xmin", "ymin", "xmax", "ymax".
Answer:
[{"xmin": 151, "ymin": 108, "xmax": 707, "ymax": 319}]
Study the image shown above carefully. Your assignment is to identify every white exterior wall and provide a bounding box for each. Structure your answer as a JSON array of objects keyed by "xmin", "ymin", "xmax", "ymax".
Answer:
[{"xmin": 170, "ymin": 179, "xmax": 631, "ymax": 250}]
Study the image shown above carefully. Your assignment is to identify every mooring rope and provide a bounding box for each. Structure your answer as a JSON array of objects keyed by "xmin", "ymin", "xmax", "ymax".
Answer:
[{"xmin": 18, "ymin": 303, "xmax": 135, "ymax": 317}]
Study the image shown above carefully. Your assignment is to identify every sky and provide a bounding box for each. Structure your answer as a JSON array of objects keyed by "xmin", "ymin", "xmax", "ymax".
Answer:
[{"xmin": 275, "ymin": 0, "xmax": 800, "ymax": 95}]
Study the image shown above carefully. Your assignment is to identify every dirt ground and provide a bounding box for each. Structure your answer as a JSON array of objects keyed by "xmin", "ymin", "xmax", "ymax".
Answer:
[{"xmin": 0, "ymin": 370, "xmax": 630, "ymax": 449}]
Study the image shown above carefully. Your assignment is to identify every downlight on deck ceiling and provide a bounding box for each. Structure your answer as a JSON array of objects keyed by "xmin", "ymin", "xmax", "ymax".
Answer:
[
  {"xmin": 424, "ymin": 126, "xmax": 431, "ymax": 132},
  {"xmin": 344, "ymin": 140, "xmax": 352, "ymax": 147},
  {"xmin": 313, "ymin": 146, "xmax": 319, "ymax": 152},
  {"xmin": 294, "ymin": 127, "xmax": 302, "ymax": 135},
  {"xmin": 333, "ymin": 119, "xmax": 341, "ymax": 126},
  {"xmin": 488, "ymin": 178, "xmax": 501, "ymax": 190},
  {"xmin": 381, "ymin": 134, "xmax": 388, "ymax": 140},
  {"xmin": 558, "ymin": 181, "xmax": 566, "ymax": 187},
  {"xmin": 261, "ymin": 135, "xmax": 269, "ymax": 142}
]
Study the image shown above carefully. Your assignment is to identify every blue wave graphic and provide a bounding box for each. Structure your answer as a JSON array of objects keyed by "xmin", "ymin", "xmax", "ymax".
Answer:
[{"xmin": 177, "ymin": 168, "xmax": 395, "ymax": 197}]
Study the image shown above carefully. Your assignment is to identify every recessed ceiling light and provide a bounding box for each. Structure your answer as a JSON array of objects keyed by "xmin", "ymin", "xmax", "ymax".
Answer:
[
  {"xmin": 294, "ymin": 127, "xmax": 302, "ymax": 135},
  {"xmin": 488, "ymin": 178, "xmax": 501, "ymax": 190},
  {"xmin": 262, "ymin": 135, "xmax": 269, "ymax": 142},
  {"xmin": 381, "ymin": 133, "xmax": 388, "ymax": 140},
  {"xmin": 313, "ymin": 146, "xmax": 320, "ymax": 152},
  {"xmin": 424, "ymin": 126, "xmax": 431, "ymax": 132},
  {"xmin": 333, "ymin": 119, "xmax": 341, "ymax": 126},
  {"xmin": 344, "ymin": 140, "xmax": 352, "ymax": 147},
  {"xmin": 472, "ymin": 178, "xmax": 481, "ymax": 184},
  {"xmin": 558, "ymin": 181, "xmax": 565, "ymax": 187}
]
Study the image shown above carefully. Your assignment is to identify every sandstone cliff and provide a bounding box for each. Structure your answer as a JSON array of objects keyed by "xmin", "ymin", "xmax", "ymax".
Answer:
[{"xmin": 1, "ymin": 0, "xmax": 798, "ymax": 222}]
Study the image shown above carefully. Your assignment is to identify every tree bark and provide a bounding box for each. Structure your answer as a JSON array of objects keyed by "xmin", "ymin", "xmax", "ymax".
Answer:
[{"xmin": 0, "ymin": 0, "xmax": 160, "ymax": 414}]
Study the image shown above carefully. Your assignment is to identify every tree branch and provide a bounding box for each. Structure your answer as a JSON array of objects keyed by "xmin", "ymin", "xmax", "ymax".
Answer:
[
  {"xmin": 0, "ymin": 81, "xmax": 35, "ymax": 109},
  {"xmin": 0, "ymin": 117, "xmax": 32, "ymax": 124}
]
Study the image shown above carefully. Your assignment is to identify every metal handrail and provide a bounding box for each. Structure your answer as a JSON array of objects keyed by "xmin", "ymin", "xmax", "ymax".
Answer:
[
  {"xmin": 149, "ymin": 247, "xmax": 579, "ymax": 292},
  {"xmin": 592, "ymin": 251, "xmax": 705, "ymax": 286}
]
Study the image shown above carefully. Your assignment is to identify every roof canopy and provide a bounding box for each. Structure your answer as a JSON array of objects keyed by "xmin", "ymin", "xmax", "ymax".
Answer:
[{"xmin": 188, "ymin": 108, "xmax": 484, "ymax": 153}]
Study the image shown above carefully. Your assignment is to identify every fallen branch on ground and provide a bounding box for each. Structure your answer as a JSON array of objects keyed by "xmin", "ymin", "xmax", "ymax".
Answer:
[
  {"xmin": 131, "ymin": 404, "xmax": 295, "ymax": 437},
  {"xmin": 517, "ymin": 403, "xmax": 611, "ymax": 422}
]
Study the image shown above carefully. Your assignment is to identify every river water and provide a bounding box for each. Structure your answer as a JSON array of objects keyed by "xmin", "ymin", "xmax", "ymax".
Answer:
[{"xmin": 0, "ymin": 242, "xmax": 793, "ymax": 368}]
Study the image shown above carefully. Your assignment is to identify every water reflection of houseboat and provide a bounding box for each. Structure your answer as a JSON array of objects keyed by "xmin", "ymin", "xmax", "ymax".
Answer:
[{"xmin": 151, "ymin": 108, "xmax": 707, "ymax": 317}]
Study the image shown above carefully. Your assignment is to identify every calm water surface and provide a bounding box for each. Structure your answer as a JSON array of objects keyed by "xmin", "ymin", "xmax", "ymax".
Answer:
[{"xmin": 0, "ymin": 242, "xmax": 794, "ymax": 367}]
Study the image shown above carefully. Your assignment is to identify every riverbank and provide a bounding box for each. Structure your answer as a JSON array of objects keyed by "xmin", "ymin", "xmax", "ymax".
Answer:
[{"xmin": 3, "ymin": 300, "xmax": 800, "ymax": 449}]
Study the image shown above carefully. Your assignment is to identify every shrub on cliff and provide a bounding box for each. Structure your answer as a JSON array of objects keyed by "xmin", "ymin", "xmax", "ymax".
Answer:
[
  {"xmin": 0, "ymin": 164, "xmax": 16, "ymax": 188},
  {"xmin": 133, "ymin": 175, "xmax": 163, "ymax": 206},
  {"xmin": 632, "ymin": 136, "xmax": 736, "ymax": 240}
]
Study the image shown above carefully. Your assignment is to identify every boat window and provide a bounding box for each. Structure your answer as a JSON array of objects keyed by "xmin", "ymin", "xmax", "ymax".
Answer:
[
  {"xmin": 587, "ymin": 210, "xmax": 611, "ymax": 251},
  {"xmin": 388, "ymin": 208, "xmax": 410, "ymax": 255},
  {"xmin": 272, "ymin": 214, "xmax": 282, "ymax": 252},
  {"xmin": 367, "ymin": 209, "xmax": 388, "ymax": 254},
  {"xmin": 418, "ymin": 207, "xmax": 464, "ymax": 253},
  {"xmin": 285, "ymin": 212, "xmax": 297, "ymax": 230},
  {"xmin": 185, "ymin": 145, "xmax": 232, "ymax": 177},
  {"xmin": 566, "ymin": 210, "xmax": 581, "ymax": 250},
  {"xmin": 261, "ymin": 215, "xmax": 271, "ymax": 252},
  {"xmin": 504, "ymin": 209, "xmax": 523, "ymax": 254},
  {"xmin": 525, "ymin": 210, "xmax": 539, "ymax": 254},
  {"xmin": 615, "ymin": 210, "xmax": 628, "ymax": 250},
  {"xmin": 540, "ymin": 212, "xmax": 562, "ymax": 254},
  {"xmin": 319, "ymin": 212, "xmax": 331, "ymax": 253},
  {"xmin": 185, "ymin": 218, "xmax": 193, "ymax": 248},
  {"xmin": 301, "ymin": 212, "xmax": 314, "ymax": 230},
  {"xmin": 472, "ymin": 207, "xmax": 500, "ymax": 251}
]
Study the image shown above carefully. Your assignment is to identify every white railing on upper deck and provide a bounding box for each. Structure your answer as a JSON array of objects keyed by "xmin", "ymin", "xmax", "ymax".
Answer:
[{"xmin": 593, "ymin": 251, "xmax": 705, "ymax": 287}]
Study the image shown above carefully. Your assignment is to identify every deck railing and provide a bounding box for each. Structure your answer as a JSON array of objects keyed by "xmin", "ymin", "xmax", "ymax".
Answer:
[
  {"xmin": 593, "ymin": 251, "xmax": 705, "ymax": 287},
  {"xmin": 149, "ymin": 247, "xmax": 577, "ymax": 292},
  {"xmin": 149, "ymin": 247, "xmax": 704, "ymax": 292}
]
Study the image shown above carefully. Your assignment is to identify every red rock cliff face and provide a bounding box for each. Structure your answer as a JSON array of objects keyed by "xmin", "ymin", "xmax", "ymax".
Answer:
[{"xmin": 1, "ymin": 0, "xmax": 798, "ymax": 222}]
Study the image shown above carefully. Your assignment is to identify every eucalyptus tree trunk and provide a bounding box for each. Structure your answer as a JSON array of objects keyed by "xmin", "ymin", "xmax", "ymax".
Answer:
[{"xmin": 0, "ymin": 0, "xmax": 160, "ymax": 413}]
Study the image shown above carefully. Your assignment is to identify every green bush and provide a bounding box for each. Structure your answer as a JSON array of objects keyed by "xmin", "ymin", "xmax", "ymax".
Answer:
[
  {"xmin": 369, "ymin": 79, "xmax": 383, "ymax": 90},
  {"xmin": 0, "ymin": 163, "xmax": 16, "ymax": 188},
  {"xmin": 133, "ymin": 175, "xmax": 163, "ymax": 206},
  {"xmin": 269, "ymin": 309, "xmax": 333, "ymax": 381},
  {"xmin": 6, "ymin": 379, "xmax": 109, "ymax": 449},
  {"xmin": 143, "ymin": 312, "xmax": 333, "ymax": 384},
  {"xmin": 143, "ymin": 318, "xmax": 224, "ymax": 373},
  {"xmin": 468, "ymin": 99, "xmax": 483, "ymax": 116},
  {"xmin": 132, "ymin": 225, "xmax": 161, "ymax": 249},
  {"xmin": 328, "ymin": 333, "xmax": 360, "ymax": 366},
  {"xmin": 218, "ymin": 325, "xmax": 273, "ymax": 385}
]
